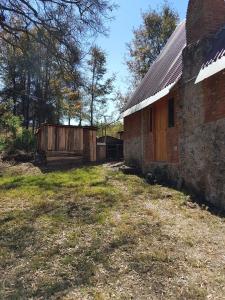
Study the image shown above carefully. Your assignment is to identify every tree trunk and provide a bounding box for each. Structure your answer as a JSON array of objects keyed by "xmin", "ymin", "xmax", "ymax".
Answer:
[
  {"xmin": 90, "ymin": 63, "xmax": 96, "ymax": 126},
  {"xmin": 12, "ymin": 75, "xmax": 17, "ymax": 115},
  {"xmin": 32, "ymin": 113, "xmax": 35, "ymax": 133},
  {"xmin": 90, "ymin": 95, "xmax": 94, "ymax": 126},
  {"xmin": 25, "ymin": 71, "xmax": 31, "ymax": 129}
]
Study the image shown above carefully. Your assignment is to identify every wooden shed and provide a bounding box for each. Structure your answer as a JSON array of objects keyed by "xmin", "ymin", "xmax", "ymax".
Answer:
[
  {"xmin": 97, "ymin": 136, "xmax": 123, "ymax": 162},
  {"xmin": 36, "ymin": 124, "xmax": 97, "ymax": 163}
]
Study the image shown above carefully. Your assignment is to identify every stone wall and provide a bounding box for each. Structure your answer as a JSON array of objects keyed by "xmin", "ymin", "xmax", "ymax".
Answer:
[{"xmin": 179, "ymin": 40, "xmax": 225, "ymax": 209}]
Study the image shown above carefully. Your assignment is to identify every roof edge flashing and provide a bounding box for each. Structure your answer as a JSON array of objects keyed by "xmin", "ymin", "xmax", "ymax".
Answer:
[
  {"xmin": 195, "ymin": 55, "xmax": 225, "ymax": 84},
  {"xmin": 123, "ymin": 21, "xmax": 186, "ymax": 113},
  {"xmin": 122, "ymin": 82, "xmax": 177, "ymax": 118}
]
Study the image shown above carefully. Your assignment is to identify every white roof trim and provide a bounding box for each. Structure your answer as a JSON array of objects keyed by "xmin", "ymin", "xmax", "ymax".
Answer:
[
  {"xmin": 195, "ymin": 55, "xmax": 225, "ymax": 84},
  {"xmin": 122, "ymin": 82, "xmax": 176, "ymax": 118}
]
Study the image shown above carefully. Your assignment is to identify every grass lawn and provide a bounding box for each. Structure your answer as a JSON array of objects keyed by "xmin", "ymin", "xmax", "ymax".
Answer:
[{"xmin": 0, "ymin": 164, "xmax": 225, "ymax": 299}]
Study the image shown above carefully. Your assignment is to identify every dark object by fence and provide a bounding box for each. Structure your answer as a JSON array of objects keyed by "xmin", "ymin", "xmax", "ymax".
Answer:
[
  {"xmin": 117, "ymin": 131, "xmax": 124, "ymax": 140},
  {"xmin": 2, "ymin": 150, "xmax": 34, "ymax": 163},
  {"xmin": 97, "ymin": 136, "xmax": 123, "ymax": 161},
  {"xmin": 36, "ymin": 124, "xmax": 97, "ymax": 164}
]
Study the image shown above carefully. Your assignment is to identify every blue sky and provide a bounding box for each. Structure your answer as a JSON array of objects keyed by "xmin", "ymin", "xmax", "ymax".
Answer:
[{"xmin": 96, "ymin": 0, "xmax": 189, "ymax": 94}]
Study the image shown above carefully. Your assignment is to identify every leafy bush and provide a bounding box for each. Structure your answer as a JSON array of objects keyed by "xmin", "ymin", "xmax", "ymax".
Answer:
[
  {"xmin": 0, "ymin": 106, "xmax": 22, "ymax": 139},
  {"xmin": 0, "ymin": 105, "xmax": 36, "ymax": 154},
  {"xmin": 0, "ymin": 137, "xmax": 6, "ymax": 152},
  {"xmin": 9, "ymin": 129, "xmax": 36, "ymax": 153}
]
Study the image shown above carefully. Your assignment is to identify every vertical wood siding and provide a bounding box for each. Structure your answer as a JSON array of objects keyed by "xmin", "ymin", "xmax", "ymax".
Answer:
[{"xmin": 37, "ymin": 125, "xmax": 96, "ymax": 162}]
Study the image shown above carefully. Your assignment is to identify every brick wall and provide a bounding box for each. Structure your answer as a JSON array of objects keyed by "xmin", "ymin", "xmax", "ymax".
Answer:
[
  {"xmin": 124, "ymin": 110, "xmax": 141, "ymax": 140},
  {"xmin": 186, "ymin": 0, "xmax": 225, "ymax": 44},
  {"xmin": 124, "ymin": 111, "xmax": 142, "ymax": 168},
  {"xmin": 203, "ymin": 71, "xmax": 225, "ymax": 123}
]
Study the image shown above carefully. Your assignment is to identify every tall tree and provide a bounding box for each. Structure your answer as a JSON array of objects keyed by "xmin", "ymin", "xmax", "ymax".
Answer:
[
  {"xmin": 0, "ymin": 0, "xmax": 117, "ymax": 129},
  {"xmin": 0, "ymin": 0, "xmax": 116, "ymax": 59},
  {"xmin": 126, "ymin": 2, "xmax": 179, "ymax": 85},
  {"xmin": 86, "ymin": 46, "xmax": 114, "ymax": 126},
  {"xmin": 0, "ymin": 28, "xmax": 81, "ymax": 128}
]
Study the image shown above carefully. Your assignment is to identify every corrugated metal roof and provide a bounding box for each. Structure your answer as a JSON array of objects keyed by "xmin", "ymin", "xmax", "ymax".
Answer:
[
  {"xmin": 123, "ymin": 21, "xmax": 187, "ymax": 113},
  {"xmin": 203, "ymin": 27, "xmax": 225, "ymax": 67},
  {"xmin": 195, "ymin": 27, "xmax": 225, "ymax": 83}
]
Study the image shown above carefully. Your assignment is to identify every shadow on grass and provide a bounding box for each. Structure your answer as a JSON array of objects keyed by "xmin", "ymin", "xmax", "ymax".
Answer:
[
  {"xmin": 0, "ymin": 183, "xmax": 128, "ymax": 299},
  {"xmin": 121, "ymin": 166, "xmax": 225, "ymax": 218},
  {"xmin": 37, "ymin": 161, "xmax": 107, "ymax": 174}
]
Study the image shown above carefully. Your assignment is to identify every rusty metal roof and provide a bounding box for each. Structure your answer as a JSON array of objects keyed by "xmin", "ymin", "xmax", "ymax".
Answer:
[
  {"xmin": 203, "ymin": 27, "xmax": 225, "ymax": 67},
  {"xmin": 123, "ymin": 21, "xmax": 186, "ymax": 114},
  {"xmin": 195, "ymin": 27, "xmax": 225, "ymax": 83}
]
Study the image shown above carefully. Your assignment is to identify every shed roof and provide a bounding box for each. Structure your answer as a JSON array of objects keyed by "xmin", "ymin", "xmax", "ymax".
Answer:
[
  {"xmin": 123, "ymin": 21, "xmax": 186, "ymax": 116},
  {"xmin": 97, "ymin": 136, "xmax": 123, "ymax": 145},
  {"xmin": 38, "ymin": 123, "xmax": 97, "ymax": 130}
]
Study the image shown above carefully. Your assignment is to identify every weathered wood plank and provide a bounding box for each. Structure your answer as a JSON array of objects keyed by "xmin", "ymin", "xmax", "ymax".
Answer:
[{"xmin": 37, "ymin": 125, "xmax": 97, "ymax": 162}]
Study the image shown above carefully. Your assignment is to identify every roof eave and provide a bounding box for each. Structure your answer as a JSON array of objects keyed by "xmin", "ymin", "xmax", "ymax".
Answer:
[
  {"xmin": 195, "ymin": 55, "xmax": 225, "ymax": 84},
  {"xmin": 122, "ymin": 81, "xmax": 177, "ymax": 118}
]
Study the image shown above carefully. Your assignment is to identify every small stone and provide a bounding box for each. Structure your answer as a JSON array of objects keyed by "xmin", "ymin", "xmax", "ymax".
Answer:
[{"xmin": 186, "ymin": 201, "xmax": 198, "ymax": 209}]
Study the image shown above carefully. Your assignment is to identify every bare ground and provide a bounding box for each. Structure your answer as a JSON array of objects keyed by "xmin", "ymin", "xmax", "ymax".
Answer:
[{"xmin": 0, "ymin": 164, "xmax": 225, "ymax": 299}]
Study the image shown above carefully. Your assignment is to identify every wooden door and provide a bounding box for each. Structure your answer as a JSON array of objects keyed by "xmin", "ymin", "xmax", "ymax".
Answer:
[{"xmin": 154, "ymin": 99, "xmax": 167, "ymax": 161}]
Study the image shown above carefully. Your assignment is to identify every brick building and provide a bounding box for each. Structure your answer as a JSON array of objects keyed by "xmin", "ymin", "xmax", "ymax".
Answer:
[{"xmin": 123, "ymin": 0, "xmax": 225, "ymax": 209}]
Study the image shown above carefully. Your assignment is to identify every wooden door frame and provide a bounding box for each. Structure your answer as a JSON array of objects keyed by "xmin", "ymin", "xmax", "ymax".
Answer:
[{"xmin": 153, "ymin": 99, "xmax": 168, "ymax": 162}]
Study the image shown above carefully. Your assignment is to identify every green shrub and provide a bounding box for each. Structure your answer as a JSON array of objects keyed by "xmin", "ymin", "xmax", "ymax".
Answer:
[
  {"xmin": 0, "ymin": 137, "xmax": 6, "ymax": 152},
  {"xmin": 0, "ymin": 111, "xmax": 22, "ymax": 139},
  {"xmin": 0, "ymin": 107, "xmax": 36, "ymax": 153},
  {"xmin": 9, "ymin": 129, "xmax": 36, "ymax": 153}
]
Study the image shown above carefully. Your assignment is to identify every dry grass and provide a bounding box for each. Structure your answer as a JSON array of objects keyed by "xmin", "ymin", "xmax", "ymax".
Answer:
[
  {"xmin": 0, "ymin": 160, "xmax": 42, "ymax": 177},
  {"xmin": 0, "ymin": 164, "xmax": 225, "ymax": 299}
]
